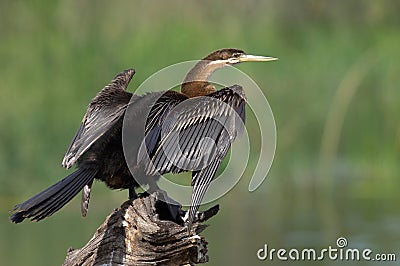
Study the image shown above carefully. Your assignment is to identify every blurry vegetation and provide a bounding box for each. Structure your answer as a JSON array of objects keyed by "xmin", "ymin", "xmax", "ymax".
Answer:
[{"xmin": 0, "ymin": 1, "xmax": 399, "ymax": 265}]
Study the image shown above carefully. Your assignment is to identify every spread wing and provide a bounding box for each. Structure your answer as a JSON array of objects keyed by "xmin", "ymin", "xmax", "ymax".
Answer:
[
  {"xmin": 62, "ymin": 99, "xmax": 129, "ymax": 169},
  {"xmin": 144, "ymin": 85, "xmax": 246, "ymax": 225},
  {"xmin": 62, "ymin": 69, "xmax": 134, "ymax": 169},
  {"xmin": 143, "ymin": 90, "xmax": 189, "ymax": 159}
]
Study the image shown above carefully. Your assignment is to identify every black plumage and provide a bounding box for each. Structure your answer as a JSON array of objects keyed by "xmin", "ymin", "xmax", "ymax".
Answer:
[
  {"xmin": 11, "ymin": 69, "xmax": 136, "ymax": 223},
  {"xmin": 143, "ymin": 86, "xmax": 247, "ymax": 224},
  {"xmin": 10, "ymin": 48, "xmax": 276, "ymax": 226}
]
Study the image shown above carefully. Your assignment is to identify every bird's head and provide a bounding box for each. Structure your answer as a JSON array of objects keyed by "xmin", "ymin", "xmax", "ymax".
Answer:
[
  {"xmin": 203, "ymin": 48, "xmax": 278, "ymax": 66},
  {"xmin": 182, "ymin": 48, "xmax": 277, "ymax": 97}
]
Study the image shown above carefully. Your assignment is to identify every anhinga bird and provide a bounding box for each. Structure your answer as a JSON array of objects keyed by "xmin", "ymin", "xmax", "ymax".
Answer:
[{"xmin": 10, "ymin": 48, "xmax": 277, "ymax": 226}]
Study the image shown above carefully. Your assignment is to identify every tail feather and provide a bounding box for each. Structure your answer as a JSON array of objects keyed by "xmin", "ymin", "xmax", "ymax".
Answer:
[
  {"xmin": 10, "ymin": 168, "xmax": 97, "ymax": 223},
  {"xmin": 29, "ymin": 170, "xmax": 93, "ymax": 220}
]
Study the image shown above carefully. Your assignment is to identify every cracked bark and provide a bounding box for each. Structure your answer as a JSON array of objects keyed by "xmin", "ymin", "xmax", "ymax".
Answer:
[{"xmin": 62, "ymin": 193, "xmax": 218, "ymax": 266}]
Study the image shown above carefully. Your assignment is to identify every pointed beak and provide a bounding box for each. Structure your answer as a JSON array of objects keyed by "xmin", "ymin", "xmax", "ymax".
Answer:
[{"xmin": 238, "ymin": 54, "xmax": 278, "ymax": 63}]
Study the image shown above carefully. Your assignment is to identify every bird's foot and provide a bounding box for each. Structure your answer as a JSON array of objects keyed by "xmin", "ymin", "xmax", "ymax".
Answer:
[
  {"xmin": 181, "ymin": 204, "xmax": 220, "ymax": 225},
  {"xmin": 128, "ymin": 187, "xmax": 138, "ymax": 200},
  {"xmin": 140, "ymin": 189, "xmax": 220, "ymax": 227},
  {"xmin": 152, "ymin": 190, "xmax": 185, "ymax": 225}
]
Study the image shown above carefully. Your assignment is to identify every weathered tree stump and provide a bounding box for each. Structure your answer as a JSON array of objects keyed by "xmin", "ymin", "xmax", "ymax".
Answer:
[{"xmin": 62, "ymin": 193, "xmax": 219, "ymax": 266}]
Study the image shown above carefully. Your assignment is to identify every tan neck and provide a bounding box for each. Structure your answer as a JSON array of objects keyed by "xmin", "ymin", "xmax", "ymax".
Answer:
[{"xmin": 181, "ymin": 60, "xmax": 227, "ymax": 98}]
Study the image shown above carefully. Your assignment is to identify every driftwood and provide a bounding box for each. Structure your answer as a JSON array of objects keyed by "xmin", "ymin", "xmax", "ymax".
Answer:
[{"xmin": 62, "ymin": 193, "xmax": 219, "ymax": 266}]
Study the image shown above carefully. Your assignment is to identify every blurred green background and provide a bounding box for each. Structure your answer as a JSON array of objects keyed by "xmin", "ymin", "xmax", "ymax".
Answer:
[{"xmin": 1, "ymin": 0, "xmax": 399, "ymax": 265}]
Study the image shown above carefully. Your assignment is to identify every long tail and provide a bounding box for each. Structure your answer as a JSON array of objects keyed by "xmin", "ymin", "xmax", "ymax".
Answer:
[{"xmin": 10, "ymin": 168, "xmax": 97, "ymax": 223}]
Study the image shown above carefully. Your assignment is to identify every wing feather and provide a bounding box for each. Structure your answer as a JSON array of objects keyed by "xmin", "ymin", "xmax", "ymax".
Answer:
[
  {"xmin": 142, "ymin": 85, "xmax": 246, "ymax": 225},
  {"xmin": 62, "ymin": 69, "xmax": 135, "ymax": 168},
  {"xmin": 139, "ymin": 85, "xmax": 246, "ymax": 227},
  {"xmin": 146, "ymin": 85, "xmax": 246, "ymax": 175}
]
